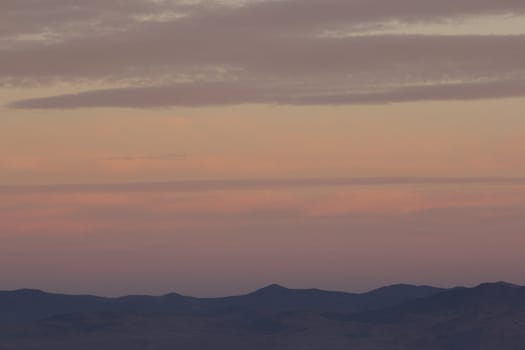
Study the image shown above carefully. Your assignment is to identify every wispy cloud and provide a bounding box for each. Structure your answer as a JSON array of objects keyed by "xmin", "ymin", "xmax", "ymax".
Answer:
[
  {"xmin": 9, "ymin": 77, "xmax": 525, "ymax": 109},
  {"xmin": 2, "ymin": 177, "xmax": 525, "ymax": 194},
  {"xmin": 3, "ymin": 0, "xmax": 525, "ymax": 108},
  {"xmin": 102, "ymin": 153, "xmax": 186, "ymax": 161}
]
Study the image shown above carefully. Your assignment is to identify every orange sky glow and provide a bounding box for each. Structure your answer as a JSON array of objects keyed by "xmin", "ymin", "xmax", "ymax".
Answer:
[{"xmin": 1, "ymin": 0, "xmax": 525, "ymax": 296}]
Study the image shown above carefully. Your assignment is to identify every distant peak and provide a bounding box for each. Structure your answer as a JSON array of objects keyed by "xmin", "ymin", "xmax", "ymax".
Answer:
[
  {"xmin": 253, "ymin": 284, "xmax": 289, "ymax": 294},
  {"xmin": 163, "ymin": 292, "xmax": 186, "ymax": 298},
  {"xmin": 263, "ymin": 283, "xmax": 288, "ymax": 290}
]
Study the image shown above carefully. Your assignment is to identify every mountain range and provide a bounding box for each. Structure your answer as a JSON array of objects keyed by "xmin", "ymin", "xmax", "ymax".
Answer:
[
  {"xmin": 0, "ymin": 282, "xmax": 523, "ymax": 349},
  {"xmin": 0, "ymin": 283, "xmax": 444, "ymax": 324}
]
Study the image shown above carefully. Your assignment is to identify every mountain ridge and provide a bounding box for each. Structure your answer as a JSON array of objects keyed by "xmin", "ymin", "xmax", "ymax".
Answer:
[
  {"xmin": 0, "ymin": 283, "xmax": 447, "ymax": 324},
  {"xmin": 0, "ymin": 282, "xmax": 524, "ymax": 349}
]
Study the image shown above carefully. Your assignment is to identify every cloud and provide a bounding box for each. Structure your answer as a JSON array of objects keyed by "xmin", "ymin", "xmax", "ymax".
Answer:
[
  {"xmin": 9, "ymin": 77, "xmax": 525, "ymax": 109},
  {"xmin": 1, "ymin": 177, "xmax": 525, "ymax": 194},
  {"xmin": 3, "ymin": 0, "xmax": 525, "ymax": 107},
  {"xmin": 4, "ymin": 0, "xmax": 523, "ymax": 40},
  {"xmin": 0, "ymin": 0, "xmax": 191, "ymax": 40},
  {"xmin": 102, "ymin": 153, "xmax": 186, "ymax": 161}
]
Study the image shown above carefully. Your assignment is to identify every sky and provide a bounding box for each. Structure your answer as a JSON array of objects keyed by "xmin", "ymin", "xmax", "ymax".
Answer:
[{"xmin": 1, "ymin": 0, "xmax": 525, "ymax": 297}]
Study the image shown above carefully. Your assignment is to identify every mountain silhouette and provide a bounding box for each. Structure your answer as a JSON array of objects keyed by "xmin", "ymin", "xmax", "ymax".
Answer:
[
  {"xmin": 1, "ymin": 282, "xmax": 524, "ymax": 349},
  {"xmin": 0, "ymin": 283, "xmax": 443, "ymax": 324}
]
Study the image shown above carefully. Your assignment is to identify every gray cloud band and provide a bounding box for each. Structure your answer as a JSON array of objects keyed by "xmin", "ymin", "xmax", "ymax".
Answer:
[
  {"xmin": 8, "ymin": 78, "xmax": 525, "ymax": 109},
  {"xmin": 2, "ymin": 177, "xmax": 525, "ymax": 194},
  {"xmin": 2, "ymin": 0, "xmax": 525, "ymax": 108}
]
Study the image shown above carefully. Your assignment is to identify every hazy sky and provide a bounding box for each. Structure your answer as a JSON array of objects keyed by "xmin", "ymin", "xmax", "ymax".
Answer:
[{"xmin": 1, "ymin": 0, "xmax": 525, "ymax": 297}]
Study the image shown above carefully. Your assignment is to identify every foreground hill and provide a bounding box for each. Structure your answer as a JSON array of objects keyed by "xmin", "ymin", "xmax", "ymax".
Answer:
[
  {"xmin": 0, "ymin": 283, "xmax": 524, "ymax": 349},
  {"xmin": 0, "ymin": 283, "xmax": 443, "ymax": 324}
]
